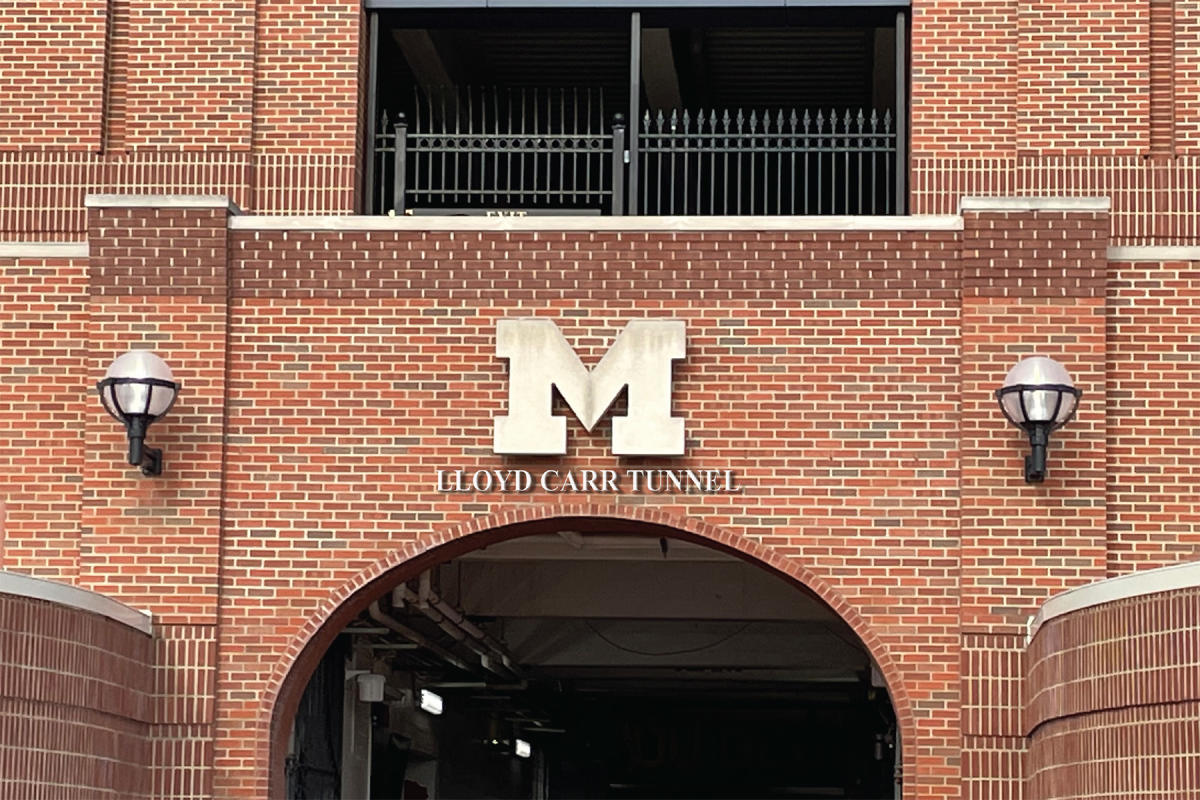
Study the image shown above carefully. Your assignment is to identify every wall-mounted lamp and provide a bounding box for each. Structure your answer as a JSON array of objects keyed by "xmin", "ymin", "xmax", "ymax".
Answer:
[
  {"xmin": 97, "ymin": 350, "xmax": 179, "ymax": 477},
  {"xmin": 995, "ymin": 356, "xmax": 1081, "ymax": 483}
]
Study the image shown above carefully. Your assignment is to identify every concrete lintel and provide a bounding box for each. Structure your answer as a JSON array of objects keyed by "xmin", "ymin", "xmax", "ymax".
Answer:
[
  {"xmin": 84, "ymin": 194, "xmax": 242, "ymax": 214},
  {"xmin": 230, "ymin": 214, "xmax": 965, "ymax": 233},
  {"xmin": 1108, "ymin": 246, "xmax": 1200, "ymax": 262},
  {"xmin": 0, "ymin": 570, "xmax": 153, "ymax": 635},
  {"xmin": 0, "ymin": 242, "xmax": 89, "ymax": 259},
  {"xmin": 1028, "ymin": 559, "xmax": 1200, "ymax": 644},
  {"xmin": 960, "ymin": 196, "xmax": 1111, "ymax": 212}
]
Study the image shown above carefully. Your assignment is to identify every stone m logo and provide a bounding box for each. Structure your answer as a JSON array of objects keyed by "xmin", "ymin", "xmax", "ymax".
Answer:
[{"xmin": 493, "ymin": 319, "xmax": 686, "ymax": 456}]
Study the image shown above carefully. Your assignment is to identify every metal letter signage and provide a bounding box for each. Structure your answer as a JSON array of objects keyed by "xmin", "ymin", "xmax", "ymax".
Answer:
[{"xmin": 493, "ymin": 319, "xmax": 686, "ymax": 456}]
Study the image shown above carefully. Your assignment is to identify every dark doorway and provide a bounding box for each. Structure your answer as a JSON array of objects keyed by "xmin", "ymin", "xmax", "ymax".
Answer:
[{"xmin": 286, "ymin": 532, "xmax": 899, "ymax": 799}]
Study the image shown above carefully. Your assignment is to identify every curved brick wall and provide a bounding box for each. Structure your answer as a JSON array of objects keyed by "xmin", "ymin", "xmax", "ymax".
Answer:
[
  {"xmin": 0, "ymin": 581, "xmax": 152, "ymax": 799},
  {"xmin": 1027, "ymin": 583, "xmax": 1200, "ymax": 799}
]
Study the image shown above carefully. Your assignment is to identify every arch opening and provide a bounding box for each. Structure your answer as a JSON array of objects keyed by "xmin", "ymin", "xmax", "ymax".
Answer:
[{"xmin": 274, "ymin": 518, "xmax": 903, "ymax": 800}]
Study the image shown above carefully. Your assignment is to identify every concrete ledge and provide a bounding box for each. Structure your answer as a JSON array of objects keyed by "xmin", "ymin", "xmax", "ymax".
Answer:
[
  {"xmin": 0, "ymin": 570, "xmax": 152, "ymax": 635},
  {"xmin": 84, "ymin": 193, "xmax": 242, "ymax": 213},
  {"xmin": 960, "ymin": 196, "xmax": 1111, "ymax": 212},
  {"xmin": 229, "ymin": 214, "xmax": 965, "ymax": 232},
  {"xmin": 1028, "ymin": 559, "xmax": 1200, "ymax": 642},
  {"xmin": 1108, "ymin": 246, "xmax": 1200, "ymax": 262},
  {"xmin": 0, "ymin": 242, "xmax": 88, "ymax": 259}
]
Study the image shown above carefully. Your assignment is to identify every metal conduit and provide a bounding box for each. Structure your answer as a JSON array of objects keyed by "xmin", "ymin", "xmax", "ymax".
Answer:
[
  {"xmin": 367, "ymin": 600, "xmax": 477, "ymax": 675},
  {"xmin": 396, "ymin": 583, "xmax": 521, "ymax": 676}
]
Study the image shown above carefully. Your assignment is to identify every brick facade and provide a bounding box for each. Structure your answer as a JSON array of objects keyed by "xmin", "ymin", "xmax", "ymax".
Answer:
[
  {"xmin": 3, "ymin": 2, "xmax": 1200, "ymax": 798},
  {"xmin": 2, "ymin": 195, "xmax": 1200, "ymax": 797}
]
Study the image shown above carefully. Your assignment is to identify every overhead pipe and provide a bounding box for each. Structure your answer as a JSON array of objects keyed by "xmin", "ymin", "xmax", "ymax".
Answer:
[
  {"xmin": 367, "ymin": 600, "xmax": 476, "ymax": 676},
  {"xmin": 394, "ymin": 586, "xmax": 503, "ymax": 674},
  {"xmin": 417, "ymin": 571, "xmax": 515, "ymax": 666},
  {"xmin": 396, "ymin": 582, "xmax": 521, "ymax": 676}
]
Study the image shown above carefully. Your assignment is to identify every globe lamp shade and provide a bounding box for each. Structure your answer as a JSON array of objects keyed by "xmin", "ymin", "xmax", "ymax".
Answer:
[
  {"xmin": 97, "ymin": 350, "xmax": 179, "ymax": 476},
  {"xmin": 995, "ymin": 356, "xmax": 1081, "ymax": 483}
]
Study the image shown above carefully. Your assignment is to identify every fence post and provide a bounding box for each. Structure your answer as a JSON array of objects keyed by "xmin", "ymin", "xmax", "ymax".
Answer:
[
  {"xmin": 393, "ymin": 113, "xmax": 407, "ymax": 216},
  {"xmin": 611, "ymin": 114, "xmax": 626, "ymax": 216},
  {"xmin": 894, "ymin": 10, "xmax": 907, "ymax": 214}
]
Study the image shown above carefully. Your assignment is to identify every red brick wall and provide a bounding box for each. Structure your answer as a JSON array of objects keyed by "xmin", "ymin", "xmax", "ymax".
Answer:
[
  {"xmin": 252, "ymin": 1, "xmax": 360, "ymax": 154},
  {"xmin": 1026, "ymin": 588, "xmax": 1200, "ymax": 798},
  {"xmin": 907, "ymin": 0, "xmax": 1197, "ymax": 242},
  {"xmin": 81, "ymin": 204, "xmax": 228, "ymax": 622},
  {"xmin": 116, "ymin": 1, "xmax": 255, "ymax": 150},
  {"xmin": 208, "ymin": 223, "xmax": 963, "ymax": 798},
  {"xmin": 910, "ymin": 0, "xmax": 1019, "ymax": 155},
  {"xmin": 0, "ymin": 0, "xmax": 107, "ymax": 149},
  {"xmin": 76, "ymin": 202, "xmax": 231, "ymax": 797},
  {"xmin": 910, "ymin": 0, "xmax": 1150, "ymax": 156},
  {"xmin": 957, "ymin": 203, "xmax": 1110, "ymax": 800},
  {"xmin": 1177, "ymin": 2, "xmax": 1200, "ymax": 152},
  {"xmin": 5, "ymin": 198, "xmax": 1200, "ymax": 797},
  {"xmin": 1106, "ymin": 258, "xmax": 1200, "ymax": 574},
  {"xmin": 1016, "ymin": 0, "xmax": 1149, "ymax": 155},
  {"xmin": 0, "ymin": 254, "xmax": 88, "ymax": 580},
  {"xmin": 0, "ymin": 591, "xmax": 152, "ymax": 798},
  {"xmin": 1149, "ymin": 0, "xmax": 1177, "ymax": 154}
]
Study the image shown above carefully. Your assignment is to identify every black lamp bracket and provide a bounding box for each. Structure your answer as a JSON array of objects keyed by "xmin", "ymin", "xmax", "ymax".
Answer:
[
  {"xmin": 124, "ymin": 415, "xmax": 164, "ymax": 477},
  {"xmin": 1024, "ymin": 423, "xmax": 1050, "ymax": 483}
]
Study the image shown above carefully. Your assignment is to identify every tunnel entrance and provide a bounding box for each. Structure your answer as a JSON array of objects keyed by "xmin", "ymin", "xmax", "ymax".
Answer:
[{"xmin": 285, "ymin": 531, "xmax": 899, "ymax": 799}]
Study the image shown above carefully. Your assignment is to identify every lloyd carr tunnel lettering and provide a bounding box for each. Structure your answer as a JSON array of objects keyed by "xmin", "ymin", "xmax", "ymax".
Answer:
[
  {"xmin": 436, "ymin": 468, "xmax": 740, "ymax": 494},
  {"xmin": 436, "ymin": 319, "xmax": 740, "ymax": 494}
]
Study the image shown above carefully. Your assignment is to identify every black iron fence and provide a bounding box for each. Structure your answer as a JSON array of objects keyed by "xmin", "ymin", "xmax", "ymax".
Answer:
[
  {"xmin": 370, "ymin": 87, "xmax": 624, "ymax": 215},
  {"xmin": 637, "ymin": 108, "xmax": 897, "ymax": 216},
  {"xmin": 369, "ymin": 87, "xmax": 902, "ymax": 216}
]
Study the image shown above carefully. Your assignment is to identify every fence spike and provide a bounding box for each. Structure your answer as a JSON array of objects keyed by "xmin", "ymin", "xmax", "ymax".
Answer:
[
  {"xmin": 856, "ymin": 108, "xmax": 865, "ymax": 131},
  {"xmin": 815, "ymin": 109, "xmax": 824, "ymax": 132},
  {"xmin": 656, "ymin": 109, "xmax": 666, "ymax": 132},
  {"xmin": 883, "ymin": 108, "xmax": 892, "ymax": 132},
  {"xmin": 870, "ymin": 108, "xmax": 879, "ymax": 131}
]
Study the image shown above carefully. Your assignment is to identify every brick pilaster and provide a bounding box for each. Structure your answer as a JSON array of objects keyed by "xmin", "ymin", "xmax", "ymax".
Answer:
[
  {"xmin": 81, "ymin": 194, "xmax": 235, "ymax": 799},
  {"xmin": 958, "ymin": 196, "xmax": 1110, "ymax": 798}
]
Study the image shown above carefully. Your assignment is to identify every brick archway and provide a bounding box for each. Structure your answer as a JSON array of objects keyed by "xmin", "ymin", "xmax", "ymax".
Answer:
[{"xmin": 263, "ymin": 505, "xmax": 915, "ymax": 798}]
